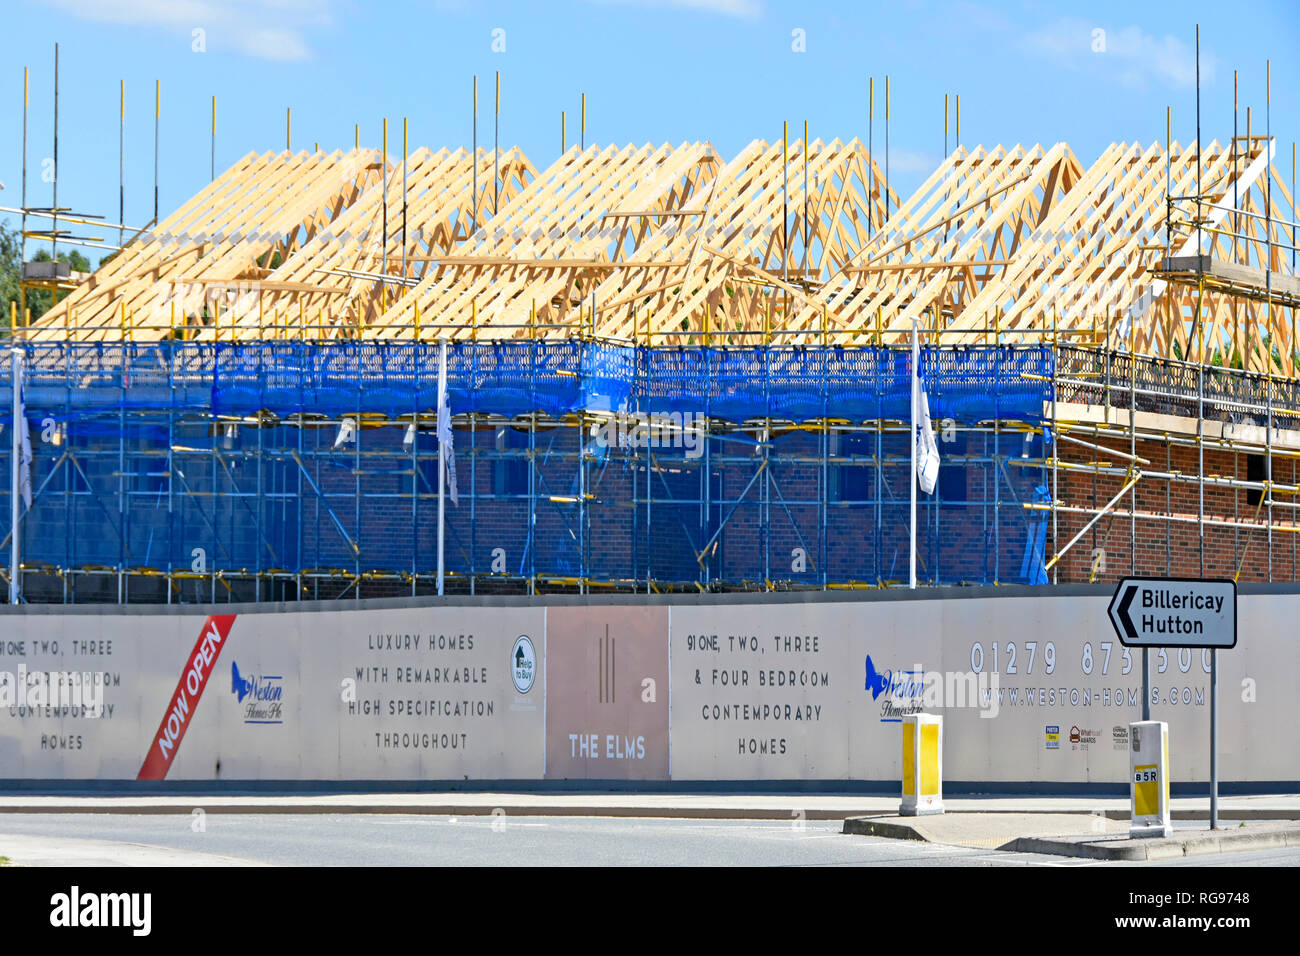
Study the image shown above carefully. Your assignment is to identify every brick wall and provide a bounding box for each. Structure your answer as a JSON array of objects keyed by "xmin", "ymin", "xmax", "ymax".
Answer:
[{"xmin": 1052, "ymin": 435, "xmax": 1298, "ymax": 583}]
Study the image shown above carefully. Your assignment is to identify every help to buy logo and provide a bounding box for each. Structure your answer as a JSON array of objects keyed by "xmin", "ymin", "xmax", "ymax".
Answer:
[{"xmin": 137, "ymin": 615, "xmax": 236, "ymax": 780}]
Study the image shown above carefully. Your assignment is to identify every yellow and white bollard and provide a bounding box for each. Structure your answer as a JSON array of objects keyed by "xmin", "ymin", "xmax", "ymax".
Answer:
[
  {"xmin": 901, "ymin": 713, "xmax": 944, "ymax": 816},
  {"xmin": 1129, "ymin": 720, "xmax": 1171, "ymax": 838}
]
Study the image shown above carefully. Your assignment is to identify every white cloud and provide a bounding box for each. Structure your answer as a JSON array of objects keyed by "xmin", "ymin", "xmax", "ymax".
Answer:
[
  {"xmin": 1022, "ymin": 18, "xmax": 1215, "ymax": 91},
  {"xmin": 583, "ymin": 0, "xmax": 763, "ymax": 18},
  {"xmin": 930, "ymin": 0, "xmax": 1015, "ymax": 34},
  {"xmin": 37, "ymin": 0, "xmax": 332, "ymax": 61},
  {"xmin": 236, "ymin": 28, "xmax": 312, "ymax": 63},
  {"xmin": 884, "ymin": 149, "xmax": 940, "ymax": 175}
]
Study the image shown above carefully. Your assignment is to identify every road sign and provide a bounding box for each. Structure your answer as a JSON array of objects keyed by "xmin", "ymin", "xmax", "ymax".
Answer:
[{"xmin": 1107, "ymin": 577, "xmax": 1236, "ymax": 649}]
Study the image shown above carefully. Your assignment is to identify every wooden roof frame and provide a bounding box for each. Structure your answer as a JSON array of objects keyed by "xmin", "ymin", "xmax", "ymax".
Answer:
[{"xmin": 25, "ymin": 137, "xmax": 1297, "ymax": 377}]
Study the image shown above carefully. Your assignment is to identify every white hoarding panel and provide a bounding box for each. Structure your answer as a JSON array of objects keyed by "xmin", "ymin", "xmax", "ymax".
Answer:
[
  {"xmin": 668, "ymin": 594, "xmax": 1300, "ymax": 783},
  {"xmin": 0, "ymin": 605, "xmax": 545, "ymax": 781}
]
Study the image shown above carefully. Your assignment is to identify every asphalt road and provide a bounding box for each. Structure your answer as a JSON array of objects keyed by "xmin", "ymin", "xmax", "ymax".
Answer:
[{"xmin": 1, "ymin": 813, "xmax": 1299, "ymax": 866}]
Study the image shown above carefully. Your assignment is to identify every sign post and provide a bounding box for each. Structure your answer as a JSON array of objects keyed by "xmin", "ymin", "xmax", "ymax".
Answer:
[
  {"xmin": 1142, "ymin": 647, "xmax": 1149, "ymax": 722},
  {"xmin": 1108, "ymin": 577, "xmax": 1236, "ymax": 832}
]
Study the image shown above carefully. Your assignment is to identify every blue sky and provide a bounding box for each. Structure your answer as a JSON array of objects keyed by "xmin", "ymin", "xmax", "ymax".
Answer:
[{"xmin": 2, "ymin": 0, "xmax": 1297, "ymax": 257}]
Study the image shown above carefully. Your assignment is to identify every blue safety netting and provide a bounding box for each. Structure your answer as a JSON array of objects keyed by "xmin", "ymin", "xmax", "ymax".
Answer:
[{"xmin": 1, "ymin": 341, "xmax": 1052, "ymax": 425}]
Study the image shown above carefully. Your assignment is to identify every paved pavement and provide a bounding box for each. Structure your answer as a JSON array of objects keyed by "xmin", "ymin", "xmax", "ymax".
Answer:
[
  {"xmin": 846, "ymin": 811, "xmax": 1131, "ymax": 847},
  {"xmin": 0, "ymin": 831, "xmax": 261, "ymax": 867},
  {"xmin": 2, "ymin": 812, "xmax": 1299, "ymax": 867},
  {"xmin": 844, "ymin": 812, "xmax": 1300, "ymax": 859},
  {"xmin": 1, "ymin": 792, "xmax": 1298, "ymax": 819}
]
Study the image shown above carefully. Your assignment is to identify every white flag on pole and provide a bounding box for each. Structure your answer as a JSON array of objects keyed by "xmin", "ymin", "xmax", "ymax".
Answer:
[
  {"xmin": 16, "ymin": 366, "xmax": 32, "ymax": 510},
  {"xmin": 437, "ymin": 346, "xmax": 458, "ymax": 506},
  {"xmin": 915, "ymin": 381, "xmax": 940, "ymax": 496}
]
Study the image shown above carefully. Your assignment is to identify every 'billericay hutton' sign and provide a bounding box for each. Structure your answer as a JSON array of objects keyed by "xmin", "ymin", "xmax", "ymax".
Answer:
[{"xmin": 1107, "ymin": 578, "xmax": 1237, "ymax": 649}]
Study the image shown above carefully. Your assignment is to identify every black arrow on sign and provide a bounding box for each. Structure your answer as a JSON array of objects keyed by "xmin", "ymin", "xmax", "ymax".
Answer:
[{"xmin": 1115, "ymin": 585, "xmax": 1139, "ymax": 639}]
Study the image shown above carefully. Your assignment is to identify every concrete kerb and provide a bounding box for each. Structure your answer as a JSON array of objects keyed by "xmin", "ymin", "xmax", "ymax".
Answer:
[{"xmin": 840, "ymin": 817, "xmax": 931, "ymax": 841}]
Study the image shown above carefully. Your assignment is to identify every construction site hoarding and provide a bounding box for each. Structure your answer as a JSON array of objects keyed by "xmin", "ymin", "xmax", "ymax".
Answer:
[{"xmin": 0, "ymin": 590, "xmax": 1296, "ymax": 784}]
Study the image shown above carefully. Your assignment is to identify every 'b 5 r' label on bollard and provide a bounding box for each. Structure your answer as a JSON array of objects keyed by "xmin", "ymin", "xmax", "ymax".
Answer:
[
  {"xmin": 1129, "ymin": 721, "xmax": 1171, "ymax": 838},
  {"xmin": 1133, "ymin": 765, "xmax": 1160, "ymax": 815}
]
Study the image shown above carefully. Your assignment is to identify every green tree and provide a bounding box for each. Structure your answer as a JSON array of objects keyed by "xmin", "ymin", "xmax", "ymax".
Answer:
[
  {"xmin": 0, "ymin": 221, "xmax": 20, "ymax": 330},
  {"xmin": 0, "ymin": 220, "xmax": 93, "ymax": 327}
]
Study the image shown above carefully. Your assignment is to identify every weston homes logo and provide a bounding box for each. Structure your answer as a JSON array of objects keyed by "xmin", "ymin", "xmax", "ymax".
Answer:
[
  {"xmin": 231, "ymin": 661, "xmax": 285, "ymax": 724},
  {"xmin": 49, "ymin": 886, "xmax": 151, "ymax": 936},
  {"xmin": 137, "ymin": 615, "xmax": 236, "ymax": 780},
  {"xmin": 864, "ymin": 655, "xmax": 925, "ymax": 723}
]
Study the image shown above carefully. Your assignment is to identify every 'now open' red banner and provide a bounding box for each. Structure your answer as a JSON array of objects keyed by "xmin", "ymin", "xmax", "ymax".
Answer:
[{"xmin": 137, "ymin": 615, "xmax": 237, "ymax": 780}]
